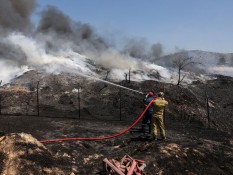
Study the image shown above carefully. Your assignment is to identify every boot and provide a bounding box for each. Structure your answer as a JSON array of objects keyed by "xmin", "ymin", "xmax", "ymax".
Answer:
[{"xmin": 158, "ymin": 136, "xmax": 166, "ymax": 141}]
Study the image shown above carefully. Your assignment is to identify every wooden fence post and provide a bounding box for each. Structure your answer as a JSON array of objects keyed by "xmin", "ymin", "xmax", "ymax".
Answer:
[
  {"xmin": 205, "ymin": 91, "xmax": 210, "ymax": 128},
  {"xmin": 119, "ymin": 83, "xmax": 122, "ymax": 121},
  {"xmin": 78, "ymin": 85, "xmax": 81, "ymax": 119},
  {"xmin": 0, "ymin": 80, "xmax": 2, "ymax": 115},
  {"xmin": 128, "ymin": 68, "xmax": 131, "ymax": 83},
  {"xmin": 37, "ymin": 81, "xmax": 40, "ymax": 117},
  {"xmin": 0, "ymin": 92, "xmax": 1, "ymax": 116}
]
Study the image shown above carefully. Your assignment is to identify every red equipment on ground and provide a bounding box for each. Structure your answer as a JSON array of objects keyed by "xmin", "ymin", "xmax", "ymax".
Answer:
[{"xmin": 103, "ymin": 155, "xmax": 146, "ymax": 175}]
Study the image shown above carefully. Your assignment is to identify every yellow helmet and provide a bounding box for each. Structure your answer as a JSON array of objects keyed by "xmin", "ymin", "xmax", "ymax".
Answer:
[{"xmin": 158, "ymin": 92, "xmax": 164, "ymax": 97}]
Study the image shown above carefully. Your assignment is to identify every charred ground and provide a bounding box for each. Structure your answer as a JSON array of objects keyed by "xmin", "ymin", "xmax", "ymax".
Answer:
[{"xmin": 0, "ymin": 71, "xmax": 232, "ymax": 174}]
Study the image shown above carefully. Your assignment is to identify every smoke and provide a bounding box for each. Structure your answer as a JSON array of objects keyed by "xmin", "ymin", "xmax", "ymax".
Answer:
[
  {"xmin": 6, "ymin": 33, "xmax": 98, "ymax": 75},
  {"xmin": 0, "ymin": 61, "xmax": 30, "ymax": 84},
  {"xmin": 121, "ymin": 37, "xmax": 164, "ymax": 63},
  {"xmin": 97, "ymin": 48, "xmax": 137, "ymax": 69},
  {"xmin": 0, "ymin": 2, "xmax": 117, "ymax": 84},
  {"xmin": 1, "ymin": 0, "xmax": 225, "ymax": 85},
  {"xmin": 0, "ymin": 38, "xmax": 27, "ymax": 66},
  {"xmin": 0, "ymin": 0, "xmax": 35, "ymax": 84},
  {"xmin": 37, "ymin": 6, "xmax": 108, "ymax": 55},
  {"xmin": 122, "ymin": 38, "xmax": 149, "ymax": 59},
  {"xmin": 149, "ymin": 43, "xmax": 163, "ymax": 60},
  {"xmin": 37, "ymin": 5, "xmax": 72, "ymax": 34},
  {"xmin": 209, "ymin": 66, "xmax": 233, "ymax": 77},
  {"xmin": 0, "ymin": 0, "xmax": 36, "ymax": 33}
]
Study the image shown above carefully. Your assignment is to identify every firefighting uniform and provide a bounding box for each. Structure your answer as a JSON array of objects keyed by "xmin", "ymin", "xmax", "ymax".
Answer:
[{"xmin": 151, "ymin": 97, "xmax": 168, "ymax": 138}]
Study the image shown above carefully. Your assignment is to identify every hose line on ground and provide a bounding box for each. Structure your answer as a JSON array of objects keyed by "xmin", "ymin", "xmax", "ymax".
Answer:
[{"xmin": 40, "ymin": 97, "xmax": 156, "ymax": 143}]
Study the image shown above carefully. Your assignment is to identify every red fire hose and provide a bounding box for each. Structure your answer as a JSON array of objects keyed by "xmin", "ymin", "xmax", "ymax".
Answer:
[{"xmin": 40, "ymin": 97, "xmax": 156, "ymax": 143}]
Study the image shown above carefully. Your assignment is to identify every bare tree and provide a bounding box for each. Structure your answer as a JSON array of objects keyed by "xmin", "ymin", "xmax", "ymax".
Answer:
[
  {"xmin": 104, "ymin": 70, "xmax": 110, "ymax": 80},
  {"xmin": 128, "ymin": 68, "xmax": 131, "ymax": 83},
  {"xmin": 173, "ymin": 57, "xmax": 196, "ymax": 85}
]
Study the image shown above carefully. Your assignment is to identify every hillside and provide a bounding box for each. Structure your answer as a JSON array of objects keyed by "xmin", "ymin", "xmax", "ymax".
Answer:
[
  {"xmin": 156, "ymin": 50, "xmax": 233, "ymax": 77},
  {"xmin": 0, "ymin": 71, "xmax": 232, "ymax": 174}
]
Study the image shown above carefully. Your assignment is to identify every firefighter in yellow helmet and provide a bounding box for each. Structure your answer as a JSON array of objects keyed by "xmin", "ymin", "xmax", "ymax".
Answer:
[{"xmin": 151, "ymin": 92, "xmax": 168, "ymax": 141}]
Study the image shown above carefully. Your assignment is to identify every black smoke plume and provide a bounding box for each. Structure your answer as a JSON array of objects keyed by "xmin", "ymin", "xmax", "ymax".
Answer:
[
  {"xmin": 122, "ymin": 37, "xmax": 164, "ymax": 62},
  {"xmin": 0, "ymin": 40, "xmax": 27, "ymax": 66},
  {"xmin": 37, "ymin": 6, "xmax": 108, "ymax": 55},
  {"xmin": 0, "ymin": 0, "xmax": 36, "ymax": 33}
]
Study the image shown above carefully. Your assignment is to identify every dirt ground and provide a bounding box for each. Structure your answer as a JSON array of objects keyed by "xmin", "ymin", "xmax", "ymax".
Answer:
[
  {"xmin": 0, "ymin": 114, "xmax": 232, "ymax": 175},
  {"xmin": 0, "ymin": 72, "xmax": 233, "ymax": 174}
]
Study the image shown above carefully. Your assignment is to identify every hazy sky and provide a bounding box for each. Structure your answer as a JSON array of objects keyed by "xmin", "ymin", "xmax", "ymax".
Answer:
[{"xmin": 35, "ymin": 0, "xmax": 233, "ymax": 53}]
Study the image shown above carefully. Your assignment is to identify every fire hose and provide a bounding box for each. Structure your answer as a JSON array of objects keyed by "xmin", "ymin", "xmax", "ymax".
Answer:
[{"xmin": 39, "ymin": 97, "xmax": 156, "ymax": 143}]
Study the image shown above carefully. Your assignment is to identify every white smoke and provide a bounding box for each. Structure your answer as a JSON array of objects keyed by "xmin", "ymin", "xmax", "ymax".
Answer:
[
  {"xmin": 209, "ymin": 66, "xmax": 233, "ymax": 77},
  {"xmin": 1, "ymin": 1, "xmax": 231, "ymax": 86},
  {"xmin": 97, "ymin": 48, "xmax": 138, "ymax": 69},
  {"xmin": 0, "ymin": 32, "xmax": 176, "ymax": 84},
  {"xmin": 0, "ymin": 61, "xmax": 30, "ymax": 84},
  {"xmin": 2, "ymin": 32, "xmax": 231, "ymax": 86},
  {"xmin": 6, "ymin": 33, "xmax": 97, "ymax": 74}
]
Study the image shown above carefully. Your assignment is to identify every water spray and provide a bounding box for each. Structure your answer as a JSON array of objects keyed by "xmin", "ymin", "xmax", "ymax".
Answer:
[{"xmin": 75, "ymin": 72, "xmax": 144, "ymax": 94}]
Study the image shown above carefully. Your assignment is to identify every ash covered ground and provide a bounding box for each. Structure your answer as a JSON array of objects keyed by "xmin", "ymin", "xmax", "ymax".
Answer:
[
  {"xmin": 0, "ymin": 71, "xmax": 233, "ymax": 175},
  {"xmin": 0, "ymin": 0, "xmax": 232, "ymax": 174}
]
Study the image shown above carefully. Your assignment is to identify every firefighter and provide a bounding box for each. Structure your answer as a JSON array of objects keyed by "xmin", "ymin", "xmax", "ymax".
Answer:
[
  {"xmin": 151, "ymin": 92, "xmax": 168, "ymax": 141},
  {"xmin": 141, "ymin": 91, "xmax": 154, "ymax": 136}
]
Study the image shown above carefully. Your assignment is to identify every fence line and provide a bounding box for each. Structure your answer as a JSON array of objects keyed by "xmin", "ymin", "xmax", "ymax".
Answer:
[{"xmin": 0, "ymin": 79, "xmax": 141, "ymax": 122}]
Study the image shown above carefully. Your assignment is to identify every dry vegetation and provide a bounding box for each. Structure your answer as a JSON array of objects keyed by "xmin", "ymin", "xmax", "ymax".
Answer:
[{"xmin": 0, "ymin": 71, "xmax": 232, "ymax": 174}]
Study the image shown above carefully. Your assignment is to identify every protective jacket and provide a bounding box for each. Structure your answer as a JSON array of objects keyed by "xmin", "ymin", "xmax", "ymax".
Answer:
[
  {"xmin": 151, "ymin": 97, "xmax": 168, "ymax": 139},
  {"xmin": 153, "ymin": 97, "xmax": 168, "ymax": 117},
  {"xmin": 144, "ymin": 96, "xmax": 154, "ymax": 114}
]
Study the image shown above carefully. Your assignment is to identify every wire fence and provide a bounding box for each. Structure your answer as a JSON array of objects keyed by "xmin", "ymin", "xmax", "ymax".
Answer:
[
  {"xmin": 0, "ymin": 75, "xmax": 228, "ymax": 133},
  {"xmin": 0, "ymin": 77, "xmax": 143, "ymax": 122}
]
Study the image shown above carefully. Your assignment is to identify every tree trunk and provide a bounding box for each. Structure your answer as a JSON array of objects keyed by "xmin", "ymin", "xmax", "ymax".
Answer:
[{"xmin": 177, "ymin": 68, "xmax": 181, "ymax": 85}]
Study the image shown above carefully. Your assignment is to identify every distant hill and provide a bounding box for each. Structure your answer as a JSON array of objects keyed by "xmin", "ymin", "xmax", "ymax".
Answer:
[{"xmin": 155, "ymin": 50, "xmax": 233, "ymax": 77}]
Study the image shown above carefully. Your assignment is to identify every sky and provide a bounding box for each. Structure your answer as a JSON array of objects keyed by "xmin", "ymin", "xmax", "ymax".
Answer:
[{"xmin": 34, "ymin": 0, "xmax": 233, "ymax": 53}]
